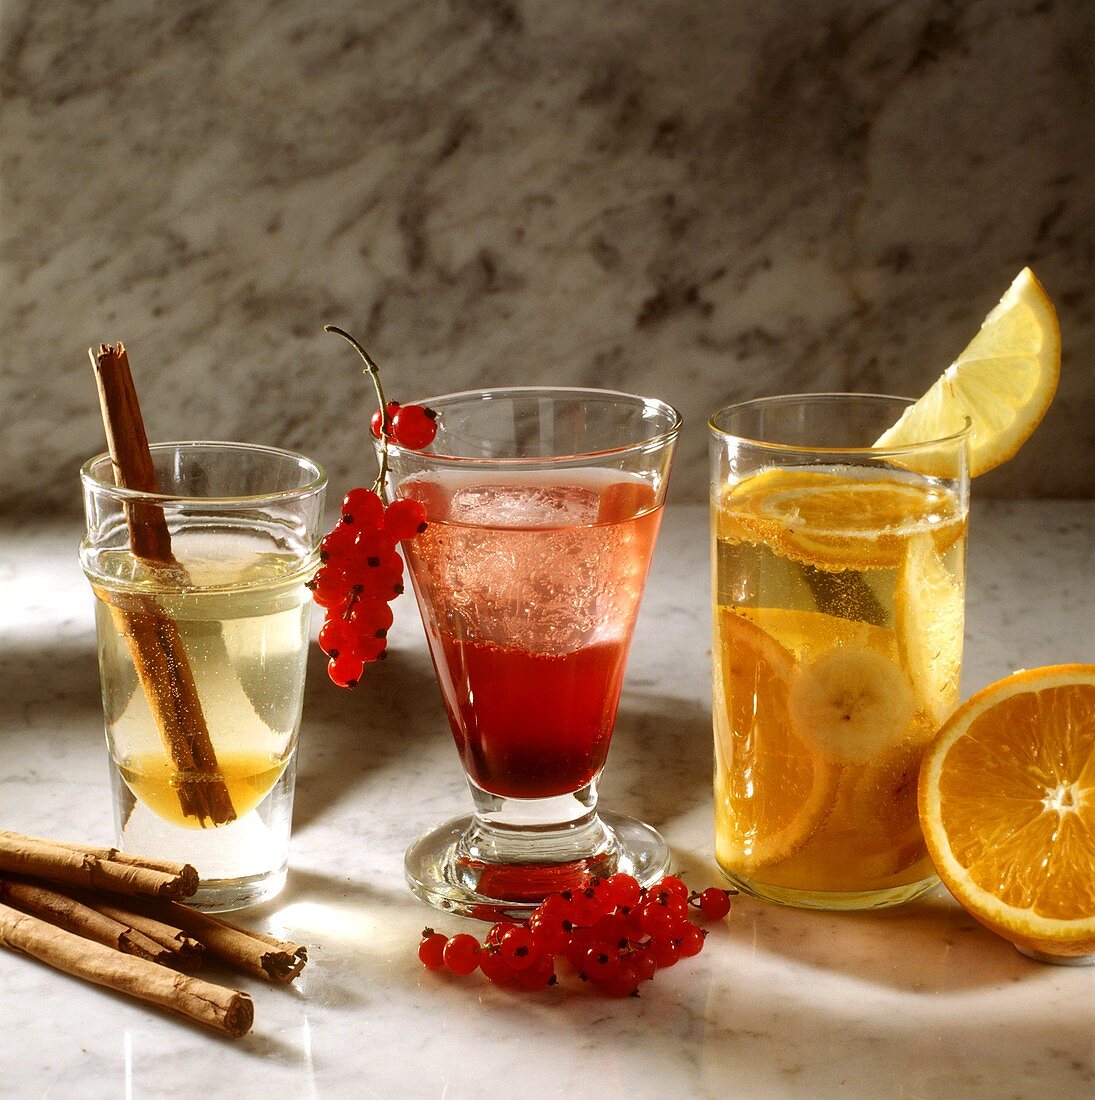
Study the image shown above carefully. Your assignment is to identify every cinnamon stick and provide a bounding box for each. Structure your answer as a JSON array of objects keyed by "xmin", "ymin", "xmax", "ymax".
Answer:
[
  {"xmin": 3, "ymin": 833, "xmax": 197, "ymax": 878},
  {"xmin": 0, "ymin": 902, "xmax": 252, "ymax": 1038},
  {"xmin": 80, "ymin": 897, "xmax": 204, "ymax": 971},
  {"xmin": 0, "ymin": 831, "xmax": 197, "ymax": 899},
  {"xmin": 130, "ymin": 898, "xmax": 307, "ymax": 983},
  {"xmin": 0, "ymin": 877, "xmax": 174, "ymax": 964},
  {"xmin": 89, "ymin": 342, "xmax": 235, "ymax": 827}
]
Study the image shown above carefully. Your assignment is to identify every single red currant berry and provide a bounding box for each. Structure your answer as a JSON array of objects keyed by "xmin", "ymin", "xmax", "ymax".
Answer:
[
  {"xmin": 621, "ymin": 904, "xmax": 647, "ymax": 943},
  {"xmin": 562, "ymin": 928, "xmax": 598, "ymax": 972},
  {"xmin": 341, "ymin": 488, "xmax": 384, "ymax": 528},
  {"xmin": 318, "ymin": 616, "xmax": 357, "ymax": 658},
  {"xmin": 350, "ymin": 529, "xmax": 398, "ymax": 569},
  {"xmin": 348, "ymin": 597, "xmax": 394, "ymax": 638},
  {"xmin": 588, "ymin": 912, "xmax": 628, "ymax": 949},
  {"xmin": 383, "ymin": 498, "xmax": 429, "ymax": 540},
  {"xmin": 370, "ymin": 401, "xmax": 401, "ymax": 440},
  {"xmin": 327, "ymin": 652, "xmax": 365, "ymax": 689},
  {"xmin": 485, "ymin": 921, "xmax": 519, "ymax": 948},
  {"xmin": 499, "ymin": 927, "xmax": 541, "ymax": 971},
  {"xmin": 418, "ymin": 929, "xmax": 447, "ymax": 970},
  {"xmin": 631, "ymin": 948, "xmax": 657, "ymax": 983},
  {"xmin": 354, "ymin": 635, "xmax": 387, "ymax": 663},
  {"xmin": 678, "ymin": 923, "xmax": 706, "ymax": 958},
  {"xmin": 528, "ymin": 905, "xmax": 570, "ymax": 954},
  {"xmin": 309, "ymin": 565, "xmax": 350, "ymax": 609},
  {"xmin": 319, "ymin": 524, "xmax": 356, "ymax": 565},
  {"xmin": 658, "ymin": 876, "xmax": 689, "ymax": 901},
  {"xmin": 649, "ymin": 936, "xmax": 682, "ymax": 969},
  {"xmin": 568, "ymin": 887, "xmax": 603, "ymax": 928},
  {"xmin": 640, "ymin": 895, "xmax": 688, "ymax": 939},
  {"xmin": 442, "ymin": 933, "xmax": 481, "ymax": 976},
  {"xmin": 603, "ymin": 961, "xmax": 641, "ymax": 998},
  {"xmin": 605, "ymin": 872, "xmax": 641, "ymax": 910},
  {"xmin": 513, "ymin": 951, "xmax": 555, "ymax": 991},
  {"xmin": 391, "ymin": 404, "xmax": 438, "ymax": 449},
  {"xmin": 581, "ymin": 946, "xmax": 622, "ymax": 985},
  {"xmin": 479, "ymin": 948, "xmax": 516, "ymax": 985},
  {"xmin": 698, "ymin": 887, "xmax": 733, "ymax": 920}
]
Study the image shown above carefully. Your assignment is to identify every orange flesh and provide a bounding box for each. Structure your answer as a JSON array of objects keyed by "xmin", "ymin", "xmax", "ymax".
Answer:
[{"xmin": 937, "ymin": 684, "xmax": 1095, "ymax": 921}]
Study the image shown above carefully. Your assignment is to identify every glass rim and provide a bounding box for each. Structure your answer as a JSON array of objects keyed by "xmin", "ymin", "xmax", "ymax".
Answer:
[
  {"xmin": 384, "ymin": 385, "xmax": 682, "ymax": 467},
  {"xmin": 707, "ymin": 392, "xmax": 972, "ymax": 456},
  {"xmin": 80, "ymin": 440, "xmax": 328, "ymax": 506}
]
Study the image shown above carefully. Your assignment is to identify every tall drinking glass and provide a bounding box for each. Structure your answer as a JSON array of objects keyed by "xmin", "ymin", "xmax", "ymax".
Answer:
[
  {"xmin": 709, "ymin": 395, "xmax": 970, "ymax": 910},
  {"xmin": 81, "ymin": 442, "xmax": 326, "ymax": 911},
  {"xmin": 387, "ymin": 387, "xmax": 680, "ymax": 919}
]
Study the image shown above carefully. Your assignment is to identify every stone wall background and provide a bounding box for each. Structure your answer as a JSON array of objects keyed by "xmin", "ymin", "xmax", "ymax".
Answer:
[{"xmin": 2, "ymin": 0, "xmax": 1092, "ymax": 512}]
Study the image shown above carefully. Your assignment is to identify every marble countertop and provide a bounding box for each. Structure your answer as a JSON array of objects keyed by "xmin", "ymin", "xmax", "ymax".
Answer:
[{"xmin": 1, "ymin": 501, "xmax": 1092, "ymax": 1098}]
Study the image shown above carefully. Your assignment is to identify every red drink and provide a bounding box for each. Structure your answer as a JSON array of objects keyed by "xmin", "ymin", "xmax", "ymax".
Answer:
[{"xmin": 400, "ymin": 473, "xmax": 662, "ymax": 799}]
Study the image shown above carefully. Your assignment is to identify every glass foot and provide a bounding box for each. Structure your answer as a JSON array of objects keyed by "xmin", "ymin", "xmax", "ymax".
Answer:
[{"xmin": 405, "ymin": 811, "xmax": 671, "ymax": 921}]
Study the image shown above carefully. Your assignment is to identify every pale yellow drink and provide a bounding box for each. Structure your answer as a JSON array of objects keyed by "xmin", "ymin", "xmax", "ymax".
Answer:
[
  {"xmin": 713, "ymin": 464, "xmax": 967, "ymax": 907},
  {"xmin": 91, "ymin": 538, "xmax": 310, "ymax": 830}
]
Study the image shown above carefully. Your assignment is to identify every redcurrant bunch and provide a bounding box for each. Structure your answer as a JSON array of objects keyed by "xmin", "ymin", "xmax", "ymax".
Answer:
[
  {"xmin": 416, "ymin": 873, "xmax": 737, "ymax": 998},
  {"xmin": 309, "ymin": 326, "xmax": 439, "ymax": 689}
]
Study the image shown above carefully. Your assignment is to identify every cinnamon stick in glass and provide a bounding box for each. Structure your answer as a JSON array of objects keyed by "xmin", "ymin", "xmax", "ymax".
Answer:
[
  {"xmin": 89, "ymin": 342, "xmax": 235, "ymax": 827},
  {"xmin": 0, "ymin": 902, "xmax": 252, "ymax": 1038}
]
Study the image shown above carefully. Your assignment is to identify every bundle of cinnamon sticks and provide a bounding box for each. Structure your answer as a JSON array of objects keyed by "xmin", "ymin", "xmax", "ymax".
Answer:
[{"xmin": 0, "ymin": 829, "xmax": 308, "ymax": 1038}]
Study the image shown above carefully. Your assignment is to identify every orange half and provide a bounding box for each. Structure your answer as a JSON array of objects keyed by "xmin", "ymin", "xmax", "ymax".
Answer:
[{"xmin": 919, "ymin": 664, "xmax": 1095, "ymax": 962}]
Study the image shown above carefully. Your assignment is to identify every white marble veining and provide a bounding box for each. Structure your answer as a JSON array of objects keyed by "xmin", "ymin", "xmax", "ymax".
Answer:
[
  {"xmin": 1, "ymin": 0, "xmax": 1093, "ymax": 515},
  {"xmin": 0, "ymin": 501, "xmax": 1092, "ymax": 1098}
]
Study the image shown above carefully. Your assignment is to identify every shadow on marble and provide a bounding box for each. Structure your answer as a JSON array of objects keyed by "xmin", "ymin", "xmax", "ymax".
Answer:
[
  {"xmin": 285, "ymin": 644, "xmax": 445, "ymax": 830},
  {"xmin": 0, "ymin": 639, "xmax": 102, "ymax": 726},
  {"xmin": 722, "ymin": 888, "xmax": 1043, "ymax": 995},
  {"xmin": 599, "ymin": 692, "xmax": 711, "ymax": 830}
]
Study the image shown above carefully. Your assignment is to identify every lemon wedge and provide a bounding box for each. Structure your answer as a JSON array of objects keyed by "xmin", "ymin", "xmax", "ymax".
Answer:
[{"xmin": 875, "ymin": 267, "xmax": 1060, "ymax": 476}]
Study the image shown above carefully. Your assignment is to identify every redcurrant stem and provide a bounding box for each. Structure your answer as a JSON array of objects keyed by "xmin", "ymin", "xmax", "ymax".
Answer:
[{"xmin": 324, "ymin": 325, "xmax": 391, "ymax": 497}]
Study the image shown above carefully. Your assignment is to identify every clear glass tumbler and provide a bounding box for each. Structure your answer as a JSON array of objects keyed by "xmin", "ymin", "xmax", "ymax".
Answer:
[
  {"xmin": 709, "ymin": 394, "xmax": 970, "ymax": 910},
  {"xmin": 80, "ymin": 442, "xmax": 326, "ymax": 911},
  {"xmin": 387, "ymin": 387, "xmax": 681, "ymax": 919}
]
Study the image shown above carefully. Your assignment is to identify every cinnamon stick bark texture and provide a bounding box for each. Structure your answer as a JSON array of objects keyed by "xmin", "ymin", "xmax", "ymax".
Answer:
[
  {"xmin": 89, "ymin": 342, "xmax": 235, "ymax": 827},
  {"xmin": 0, "ymin": 878, "xmax": 174, "ymax": 964},
  {"xmin": 0, "ymin": 903, "xmax": 253, "ymax": 1038},
  {"xmin": 15, "ymin": 835, "xmax": 198, "ymax": 878},
  {"xmin": 0, "ymin": 831, "xmax": 197, "ymax": 899},
  {"xmin": 132, "ymin": 899, "xmax": 308, "ymax": 983},
  {"xmin": 82, "ymin": 897, "xmax": 204, "ymax": 971}
]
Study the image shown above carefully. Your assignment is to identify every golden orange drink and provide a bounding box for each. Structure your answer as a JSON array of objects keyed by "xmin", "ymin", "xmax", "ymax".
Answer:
[{"xmin": 710, "ymin": 394, "xmax": 970, "ymax": 910}]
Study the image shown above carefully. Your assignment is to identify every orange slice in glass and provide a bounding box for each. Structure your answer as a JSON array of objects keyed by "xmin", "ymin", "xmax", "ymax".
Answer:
[
  {"xmin": 720, "ymin": 468, "xmax": 963, "ymax": 571},
  {"xmin": 714, "ymin": 609, "xmax": 839, "ymax": 871},
  {"xmin": 919, "ymin": 664, "xmax": 1095, "ymax": 963}
]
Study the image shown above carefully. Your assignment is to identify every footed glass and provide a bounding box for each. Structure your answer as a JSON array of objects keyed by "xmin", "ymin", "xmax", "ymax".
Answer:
[{"xmin": 387, "ymin": 387, "xmax": 680, "ymax": 919}]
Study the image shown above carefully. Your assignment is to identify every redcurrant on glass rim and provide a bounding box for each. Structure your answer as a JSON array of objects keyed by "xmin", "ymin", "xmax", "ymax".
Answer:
[
  {"xmin": 311, "ymin": 327, "xmax": 435, "ymax": 690},
  {"xmin": 384, "ymin": 387, "xmax": 681, "ymax": 922}
]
